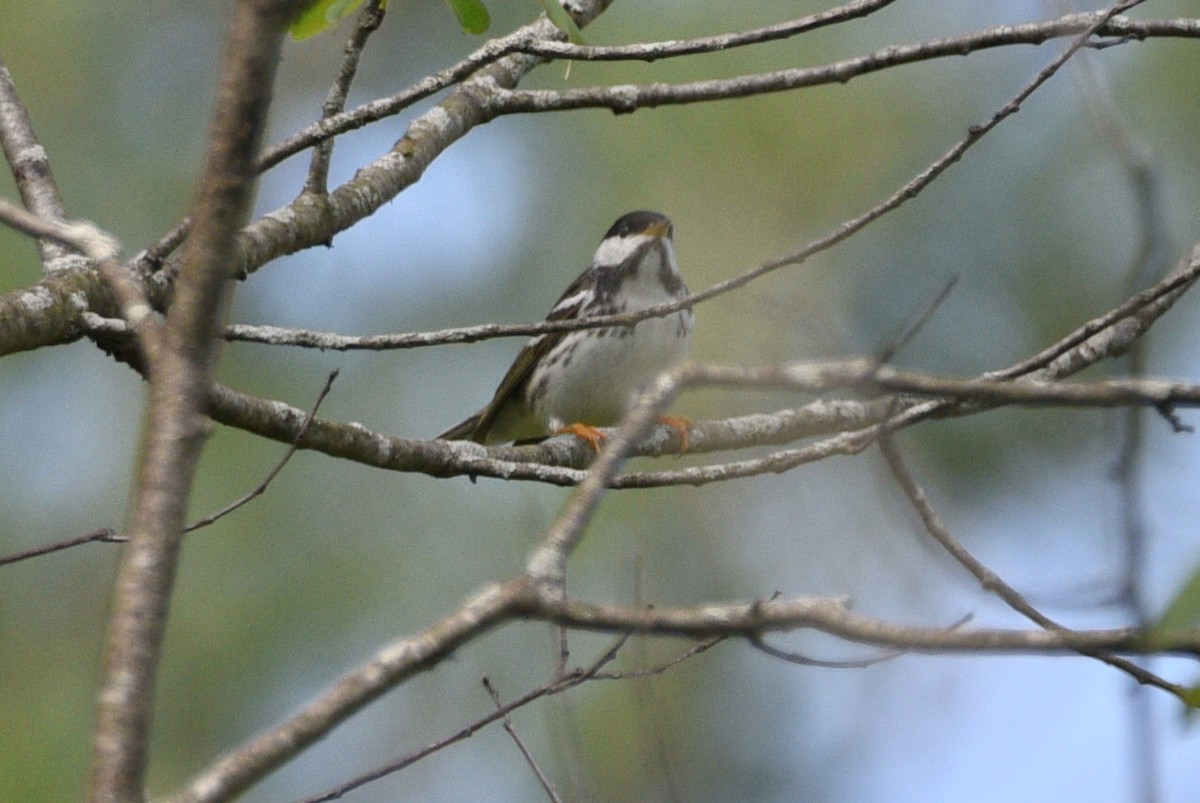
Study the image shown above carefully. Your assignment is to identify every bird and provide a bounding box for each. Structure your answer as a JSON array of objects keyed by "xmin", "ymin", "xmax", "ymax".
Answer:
[{"xmin": 437, "ymin": 210, "xmax": 694, "ymax": 452}]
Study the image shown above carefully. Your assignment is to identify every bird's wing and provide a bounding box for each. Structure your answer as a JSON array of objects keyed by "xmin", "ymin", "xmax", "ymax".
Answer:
[{"xmin": 470, "ymin": 267, "xmax": 598, "ymax": 442}]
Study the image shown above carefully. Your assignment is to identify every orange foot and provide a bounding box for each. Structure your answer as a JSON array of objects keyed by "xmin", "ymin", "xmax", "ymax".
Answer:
[
  {"xmin": 554, "ymin": 422, "xmax": 607, "ymax": 453},
  {"xmin": 658, "ymin": 415, "xmax": 693, "ymax": 452},
  {"xmin": 555, "ymin": 417, "xmax": 693, "ymax": 454}
]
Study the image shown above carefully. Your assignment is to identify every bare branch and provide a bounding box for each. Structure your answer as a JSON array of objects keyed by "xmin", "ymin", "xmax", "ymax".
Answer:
[
  {"xmin": 526, "ymin": 592, "xmax": 1200, "ymax": 657},
  {"xmin": 521, "ymin": 0, "xmax": 899, "ymax": 62},
  {"xmin": 525, "ymin": 370, "xmax": 682, "ymax": 583},
  {"xmin": 875, "ymin": 275, "xmax": 959, "ymax": 364},
  {"xmin": 185, "ymin": 370, "xmax": 338, "ymax": 532},
  {"xmin": 748, "ymin": 632, "xmax": 905, "ymax": 669},
  {"xmin": 250, "ymin": 29, "xmax": 535, "ymax": 177},
  {"xmin": 0, "ymin": 199, "xmax": 163, "ymax": 364},
  {"xmin": 304, "ymin": 0, "xmax": 386, "ymax": 195},
  {"xmin": 170, "ymin": 579, "xmax": 524, "ymax": 803},
  {"xmin": 991, "ymin": 244, "xmax": 1200, "ymax": 380},
  {"xmin": 516, "ymin": 9, "xmax": 1197, "ymax": 63},
  {"xmin": 489, "ymin": 8, "xmax": 1171, "ymax": 116},
  {"xmin": 483, "ymin": 678, "xmax": 563, "ymax": 803},
  {"xmin": 176, "ymin": 575, "xmax": 1200, "ymax": 803},
  {"xmin": 300, "ymin": 634, "xmax": 630, "ymax": 803},
  {"xmin": 0, "ymin": 56, "xmax": 75, "ymax": 270},
  {"xmin": 0, "ymin": 528, "xmax": 125, "ymax": 567},
  {"xmin": 592, "ymin": 637, "xmax": 726, "ymax": 680},
  {"xmin": 89, "ymin": 2, "xmax": 306, "ymax": 799},
  {"xmin": 202, "ymin": 319, "xmax": 1200, "ymax": 490},
  {"xmin": 878, "ymin": 436, "xmax": 1183, "ymax": 697}
]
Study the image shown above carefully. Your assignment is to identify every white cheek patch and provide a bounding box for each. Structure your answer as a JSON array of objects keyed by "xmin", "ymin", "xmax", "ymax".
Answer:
[{"xmin": 592, "ymin": 234, "xmax": 654, "ymax": 267}]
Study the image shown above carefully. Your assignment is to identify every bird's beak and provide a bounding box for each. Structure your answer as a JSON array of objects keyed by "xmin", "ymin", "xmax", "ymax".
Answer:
[{"xmin": 642, "ymin": 219, "xmax": 672, "ymax": 239}]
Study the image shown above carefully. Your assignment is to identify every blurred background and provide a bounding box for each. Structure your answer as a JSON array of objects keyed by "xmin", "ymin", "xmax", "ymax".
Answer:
[{"xmin": 3, "ymin": 0, "xmax": 1200, "ymax": 800}]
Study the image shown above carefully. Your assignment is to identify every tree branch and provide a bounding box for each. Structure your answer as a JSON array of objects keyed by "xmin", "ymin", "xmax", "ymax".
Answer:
[
  {"xmin": 2, "ymin": 6, "xmax": 1193, "ymax": 359},
  {"xmin": 168, "ymin": 579, "xmax": 524, "ymax": 803},
  {"xmin": 249, "ymin": 8, "xmax": 1198, "ymax": 180},
  {"xmin": 303, "ymin": 0, "xmax": 386, "ymax": 195},
  {"xmin": 515, "ymin": 10, "xmax": 1197, "ymax": 63},
  {"xmin": 0, "ymin": 199, "xmax": 162, "ymax": 363},
  {"xmin": 172, "ymin": 576, "xmax": 1200, "ymax": 801},
  {"xmin": 524, "ymin": 592, "xmax": 1200, "ymax": 655},
  {"xmin": 489, "ymin": 8, "xmax": 1178, "ymax": 115},
  {"xmin": 88, "ymin": 2, "xmax": 306, "ymax": 800},
  {"xmin": 878, "ymin": 436, "xmax": 1183, "ymax": 697},
  {"xmin": 0, "ymin": 56, "xmax": 76, "ymax": 271}
]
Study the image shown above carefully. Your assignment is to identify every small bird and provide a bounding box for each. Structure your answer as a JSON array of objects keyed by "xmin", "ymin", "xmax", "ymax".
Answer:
[{"xmin": 437, "ymin": 210, "xmax": 694, "ymax": 452}]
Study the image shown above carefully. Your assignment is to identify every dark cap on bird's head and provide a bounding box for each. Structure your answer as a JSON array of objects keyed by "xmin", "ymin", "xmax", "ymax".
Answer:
[{"xmin": 603, "ymin": 210, "xmax": 673, "ymax": 241}]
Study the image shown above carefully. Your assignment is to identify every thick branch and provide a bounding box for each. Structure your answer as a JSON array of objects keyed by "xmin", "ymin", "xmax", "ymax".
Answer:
[
  {"xmin": 203, "ymin": 351, "xmax": 1200, "ymax": 490},
  {"xmin": 89, "ymin": 2, "xmax": 304, "ymax": 800}
]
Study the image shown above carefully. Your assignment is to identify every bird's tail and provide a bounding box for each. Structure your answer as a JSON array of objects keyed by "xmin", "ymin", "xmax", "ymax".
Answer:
[{"xmin": 435, "ymin": 413, "xmax": 482, "ymax": 442}]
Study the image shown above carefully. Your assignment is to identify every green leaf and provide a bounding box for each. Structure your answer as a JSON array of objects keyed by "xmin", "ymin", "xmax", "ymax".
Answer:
[
  {"xmin": 444, "ymin": 0, "xmax": 490, "ymax": 34},
  {"xmin": 1145, "ymin": 563, "xmax": 1200, "ymax": 649},
  {"xmin": 540, "ymin": 0, "xmax": 586, "ymax": 44},
  {"xmin": 291, "ymin": 0, "xmax": 368, "ymax": 40}
]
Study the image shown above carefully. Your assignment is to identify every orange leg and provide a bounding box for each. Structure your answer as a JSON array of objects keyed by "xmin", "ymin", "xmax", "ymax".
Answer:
[
  {"xmin": 556, "ymin": 416, "xmax": 692, "ymax": 454},
  {"xmin": 658, "ymin": 415, "xmax": 692, "ymax": 452},
  {"xmin": 554, "ymin": 422, "xmax": 607, "ymax": 453}
]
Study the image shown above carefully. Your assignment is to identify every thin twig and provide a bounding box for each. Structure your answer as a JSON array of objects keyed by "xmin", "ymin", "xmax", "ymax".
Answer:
[
  {"xmin": 593, "ymin": 637, "xmax": 726, "ymax": 680},
  {"xmin": 185, "ymin": 370, "xmax": 338, "ymax": 532},
  {"xmin": 483, "ymin": 678, "xmax": 563, "ymax": 803},
  {"xmin": 513, "ymin": 8, "xmax": 1193, "ymax": 63},
  {"xmin": 875, "ymin": 275, "xmax": 959, "ymax": 364},
  {"xmin": 521, "ymin": 0, "xmax": 899, "ymax": 62},
  {"xmin": 297, "ymin": 630, "xmax": 628, "ymax": 803},
  {"xmin": 0, "ymin": 529, "xmax": 126, "ymax": 568},
  {"xmin": 747, "ymin": 633, "xmax": 904, "ymax": 669},
  {"xmin": 877, "ymin": 434, "xmax": 1185, "ymax": 699},
  {"xmin": 305, "ymin": 0, "xmax": 386, "ymax": 194}
]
